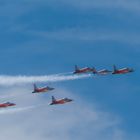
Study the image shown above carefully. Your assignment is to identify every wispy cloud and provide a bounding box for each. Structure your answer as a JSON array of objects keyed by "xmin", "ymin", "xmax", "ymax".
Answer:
[
  {"xmin": 0, "ymin": 87, "xmax": 132, "ymax": 140},
  {"xmin": 0, "ymin": 105, "xmax": 37, "ymax": 114},
  {"xmin": 1, "ymin": 0, "xmax": 140, "ymax": 19},
  {"xmin": 31, "ymin": 28, "xmax": 140, "ymax": 45},
  {"xmin": 57, "ymin": 0, "xmax": 140, "ymax": 12}
]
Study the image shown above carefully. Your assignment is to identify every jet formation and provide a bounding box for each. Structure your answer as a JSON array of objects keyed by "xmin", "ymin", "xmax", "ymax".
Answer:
[
  {"xmin": 73, "ymin": 65, "xmax": 134, "ymax": 75},
  {"xmin": 1, "ymin": 64, "xmax": 134, "ymax": 108}
]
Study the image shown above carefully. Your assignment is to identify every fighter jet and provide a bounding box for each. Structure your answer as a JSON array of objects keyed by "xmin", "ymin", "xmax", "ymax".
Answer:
[
  {"xmin": 73, "ymin": 65, "xmax": 93, "ymax": 74},
  {"xmin": 0, "ymin": 102, "xmax": 16, "ymax": 108},
  {"xmin": 32, "ymin": 84, "xmax": 54, "ymax": 93},
  {"xmin": 112, "ymin": 65, "xmax": 134, "ymax": 74},
  {"xmin": 49, "ymin": 96, "xmax": 73, "ymax": 105},
  {"xmin": 92, "ymin": 67, "xmax": 111, "ymax": 75}
]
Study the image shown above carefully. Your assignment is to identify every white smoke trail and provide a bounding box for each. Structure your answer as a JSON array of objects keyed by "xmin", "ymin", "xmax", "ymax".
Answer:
[
  {"xmin": 0, "ymin": 92, "xmax": 30, "ymax": 100},
  {"xmin": 0, "ymin": 103, "xmax": 46, "ymax": 114},
  {"xmin": 0, "ymin": 74, "xmax": 92, "ymax": 86},
  {"xmin": 0, "ymin": 104, "xmax": 44, "ymax": 114}
]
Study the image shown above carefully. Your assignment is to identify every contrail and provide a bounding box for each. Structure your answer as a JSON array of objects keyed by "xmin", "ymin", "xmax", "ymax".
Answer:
[{"xmin": 0, "ymin": 74, "xmax": 92, "ymax": 86}]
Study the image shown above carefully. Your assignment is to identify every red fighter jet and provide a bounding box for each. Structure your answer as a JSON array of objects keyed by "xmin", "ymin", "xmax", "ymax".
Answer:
[
  {"xmin": 112, "ymin": 65, "xmax": 134, "ymax": 74},
  {"xmin": 92, "ymin": 67, "xmax": 111, "ymax": 75},
  {"xmin": 0, "ymin": 102, "xmax": 16, "ymax": 108},
  {"xmin": 32, "ymin": 84, "xmax": 54, "ymax": 93},
  {"xmin": 49, "ymin": 96, "xmax": 73, "ymax": 105},
  {"xmin": 73, "ymin": 65, "xmax": 93, "ymax": 74}
]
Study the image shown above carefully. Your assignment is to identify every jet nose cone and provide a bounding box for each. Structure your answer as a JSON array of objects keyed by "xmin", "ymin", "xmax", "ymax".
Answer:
[
  {"xmin": 130, "ymin": 69, "xmax": 134, "ymax": 72},
  {"xmin": 10, "ymin": 103, "xmax": 16, "ymax": 106},
  {"xmin": 69, "ymin": 99, "xmax": 73, "ymax": 102},
  {"xmin": 47, "ymin": 87, "xmax": 55, "ymax": 91},
  {"xmin": 51, "ymin": 88, "xmax": 55, "ymax": 90}
]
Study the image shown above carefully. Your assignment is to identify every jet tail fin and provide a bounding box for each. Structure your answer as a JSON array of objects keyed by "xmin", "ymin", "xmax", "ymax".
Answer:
[
  {"xmin": 75, "ymin": 65, "xmax": 79, "ymax": 71},
  {"xmin": 33, "ymin": 84, "xmax": 37, "ymax": 90},
  {"xmin": 52, "ymin": 96, "xmax": 56, "ymax": 102},
  {"xmin": 113, "ymin": 65, "xmax": 117, "ymax": 71},
  {"xmin": 92, "ymin": 67, "xmax": 97, "ymax": 74}
]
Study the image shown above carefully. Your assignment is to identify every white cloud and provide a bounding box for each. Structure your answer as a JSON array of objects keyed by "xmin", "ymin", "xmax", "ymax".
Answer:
[
  {"xmin": 1, "ymin": 0, "xmax": 140, "ymax": 16},
  {"xmin": 0, "ymin": 86, "xmax": 136, "ymax": 140},
  {"xmin": 30, "ymin": 28, "xmax": 140, "ymax": 45},
  {"xmin": 57, "ymin": 0, "xmax": 140, "ymax": 12}
]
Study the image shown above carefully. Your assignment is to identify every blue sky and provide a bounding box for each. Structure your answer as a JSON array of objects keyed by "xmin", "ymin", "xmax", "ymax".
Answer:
[{"xmin": 0, "ymin": 0, "xmax": 139, "ymax": 140}]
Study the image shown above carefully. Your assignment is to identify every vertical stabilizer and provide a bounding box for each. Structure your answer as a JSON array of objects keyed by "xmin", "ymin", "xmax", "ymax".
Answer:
[
  {"xmin": 113, "ymin": 65, "xmax": 117, "ymax": 72},
  {"xmin": 92, "ymin": 67, "xmax": 97, "ymax": 74},
  {"xmin": 52, "ymin": 96, "xmax": 56, "ymax": 102},
  {"xmin": 75, "ymin": 65, "xmax": 79, "ymax": 71},
  {"xmin": 33, "ymin": 84, "xmax": 37, "ymax": 90}
]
